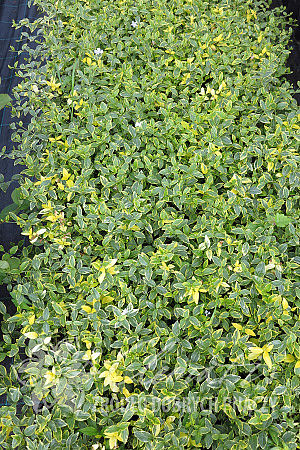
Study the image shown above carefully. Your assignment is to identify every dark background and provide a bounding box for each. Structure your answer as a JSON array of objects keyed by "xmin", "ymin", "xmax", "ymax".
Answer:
[
  {"xmin": 271, "ymin": 0, "xmax": 300, "ymax": 104},
  {"xmin": 0, "ymin": 0, "xmax": 39, "ymax": 352},
  {"xmin": 0, "ymin": 0, "xmax": 39, "ymax": 251}
]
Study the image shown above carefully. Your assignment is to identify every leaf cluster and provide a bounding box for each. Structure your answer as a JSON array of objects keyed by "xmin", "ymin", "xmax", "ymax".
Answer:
[{"xmin": 0, "ymin": 0, "xmax": 299, "ymax": 449}]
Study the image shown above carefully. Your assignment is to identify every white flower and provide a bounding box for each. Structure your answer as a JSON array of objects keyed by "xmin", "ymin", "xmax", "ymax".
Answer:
[
  {"xmin": 135, "ymin": 121, "xmax": 142, "ymax": 127},
  {"xmin": 131, "ymin": 20, "xmax": 138, "ymax": 28},
  {"xmin": 94, "ymin": 48, "xmax": 103, "ymax": 56}
]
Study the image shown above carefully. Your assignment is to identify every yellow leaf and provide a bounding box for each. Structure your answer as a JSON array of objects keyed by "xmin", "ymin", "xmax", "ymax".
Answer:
[
  {"xmin": 181, "ymin": 73, "xmax": 191, "ymax": 84},
  {"xmin": 103, "ymin": 361, "xmax": 112, "ymax": 370},
  {"xmin": 232, "ymin": 323, "xmax": 243, "ymax": 331},
  {"xmin": 283, "ymin": 354, "xmax": 295, "ymax": 363},
  {"xmin": 165, "ymin": 416, "xmax": 176, "ymax": 426},
  {"xmin": 98, "ymin": 268, "xmax": 106, "ymax": 284},
  {"xmin": 46, "ymin": 214, "xmax": 58, "ymax": 222},
  {"xmin": 62, "ymin": 168, "xmax": 70, "ymax": 180},
  {"xmin": 201, "ymin": 163, "xmax": 208, "ymax": 174},
  {"xmin": 264, "ymin": 344, "xmax": 273, "ymax": 353},
  {"xmin": 154, "ymin": 424, "xmax": 160, "ymax": 437},
  {"xmin": 24, "ymin": 332, "xmax": 38, "ymax": 339},
  {"xmin": 124, "ymin": 376, "xmax": 133, "ymax": 384},
  {"xmin": 122, "ymin": 387, "xmax": 131, "ymax": 398},
  {"xmin": 44, "ymin": 369, "xmax": 56, "ymax": 385},
  {"xmin": 295, "ymin": 360, "xmax": 300, "ymax": 369},
  {"xmin": 66, "ymin": 179, "xmax": 74, "ymax": 188},
  {"xmin": 101, "ymin": 295, "xmax": 114, "ymax": 304},
  {"xmin": 263, "ymin": 351, "xmax": 272, "ymax": 369},
  {"xmin": 83, "ymin": 350, "xmax": 92, "ymax": 360},
  {"xmin": 104, "ymin": 430, "xmax": 123, "ymax": 449},
  {"xmin": 214, "ymin": 33, "xmax": 223, "ymax": 43},
  {"xmin": 84, "ymin": 340, "xmax": 92, "ymax": 349},
  {"xmin": 249, "ymin": 346, "xmax": 264, "ymax": 355},
  {"xmin": 192, "ymin": 289, "xmax": 199, "ymax": 304},
  {"xmin": 107, "ymin": 267, "xmax": 119, "ymax": 275},
  {"xmin": 189, "ymin": 439, "xmax": 202, "ymax": 447},
  {"xmin": 81, "ymin": 305, "xmax": 92, "ymax": 313},
  {"xmin": 28, "ymin": 315, "xmax": 35, "ymax": 325},
  {"xmin": 282, "ymin": 298, "xmax": 289, "ymax": 310},
  {"xmin": 92, "ymin": 260, "xmax": 101, "ymax": 270},
  {"xmin": 245, "ymin": 328, "xmax": 256, "ymax": 337}
]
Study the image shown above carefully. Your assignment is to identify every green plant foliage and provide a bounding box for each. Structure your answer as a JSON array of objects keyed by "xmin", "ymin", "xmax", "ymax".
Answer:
[
  {"xmin": 0, "ymin": 94, "xmax": 12, "ymax": 111},
  {"xmin": 0, "ymin": 0, "xmax": 299, "ymax": 448}
]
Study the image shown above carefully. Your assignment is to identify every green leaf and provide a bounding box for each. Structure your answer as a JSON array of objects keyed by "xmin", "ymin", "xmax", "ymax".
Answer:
[
  {"xmin": 0, "ymin": 94, "xmax": 12, "ymax": 110},
  {"xmin": 80, "ymin": 426, "xmax": 99, "ymax": 436},
  {"xmin": 172, "ymin": 321, "xmax": 180, "ymax": 336},
  {"xmin": 0, "ymin": 203, "xmax": 19, "ymax": 220},
  {"xmin": 274, "ymin": 213, "xmax": 293, "ymax": 228},
  {"xmin": 1, "ymin": 1, "xmax": 299, "ymax": 448},
  {"xmin": 134, "ymin": 430, "xmax": 152, "ymax": 443},
  {"xmin": 52, "ymin": 302, "xmax": 64, "ymax": 314},
  {"xmin": 0, "ymin": 260, "xmax": 10, "ymax": 271},
  {"xmin": 11, "ymin": 188, "xmax": 23, "ymax": 206}
]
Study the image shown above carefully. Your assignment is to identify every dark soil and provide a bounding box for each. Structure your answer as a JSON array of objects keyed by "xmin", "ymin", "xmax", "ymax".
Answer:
[{"xmin": 270, "ymin": 0, "xmax": 300, "ymax": 104}]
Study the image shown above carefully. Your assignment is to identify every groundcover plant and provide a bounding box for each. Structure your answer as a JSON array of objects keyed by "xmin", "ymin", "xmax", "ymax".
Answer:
[{"xmin": 0, "ymin": 0, "xmax": 299, "ymax": 448}]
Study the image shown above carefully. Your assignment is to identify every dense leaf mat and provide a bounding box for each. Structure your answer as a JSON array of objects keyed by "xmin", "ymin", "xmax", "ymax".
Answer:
[{"xmin": 0, "ymin": 0, "xmax": 299, "ymax": 448}]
